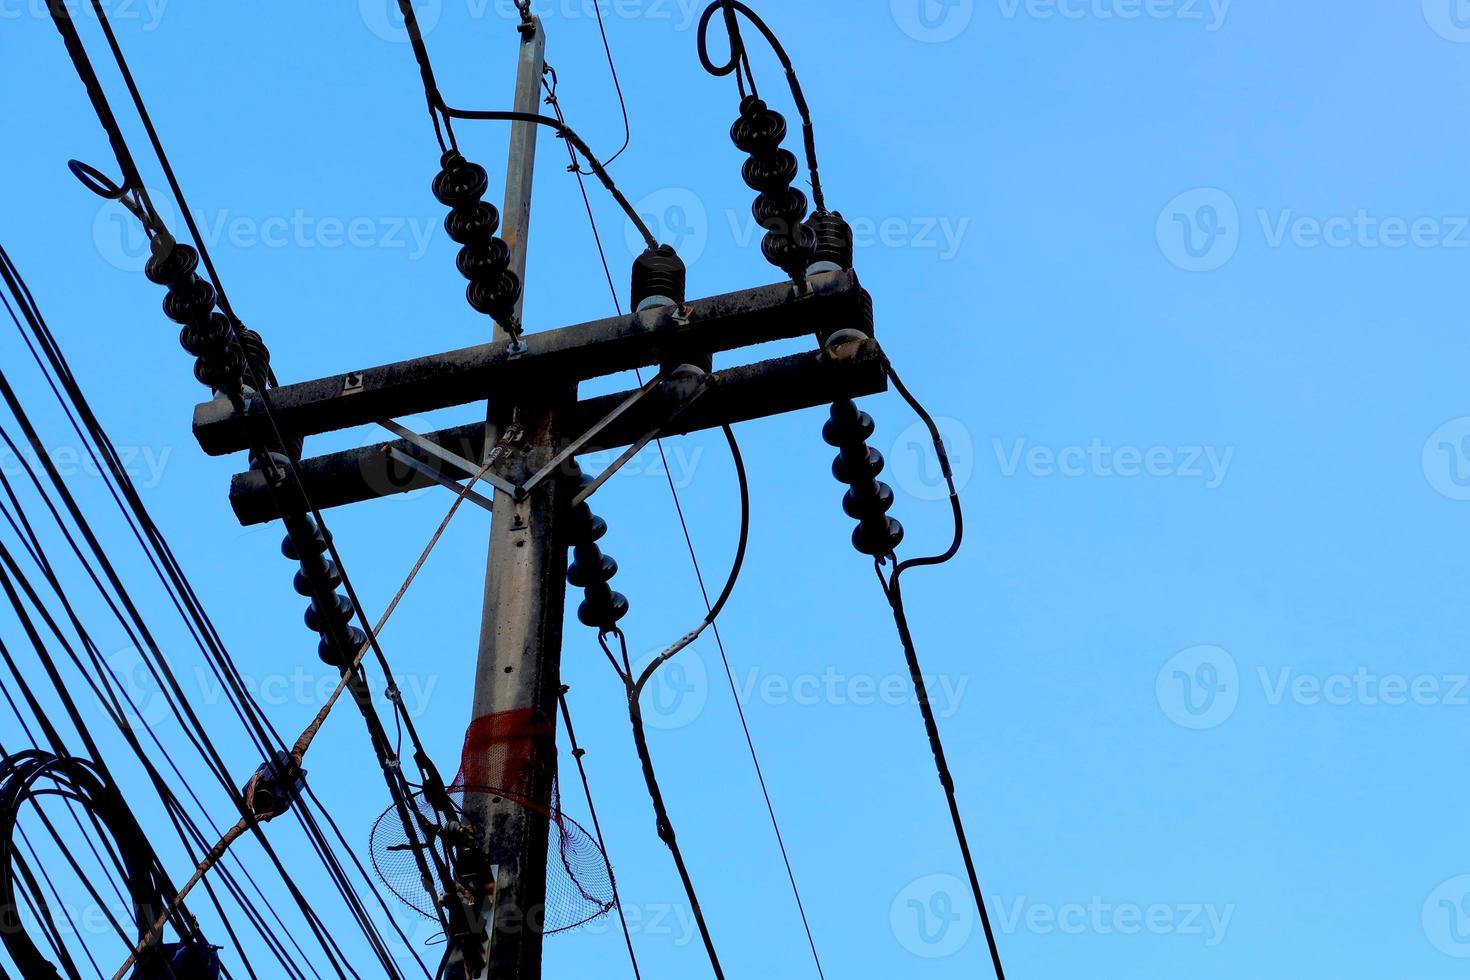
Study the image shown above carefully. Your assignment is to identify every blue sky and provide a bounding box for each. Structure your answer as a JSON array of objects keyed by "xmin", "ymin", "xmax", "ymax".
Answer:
[{"xmin": 3, "ymin": 0, "xmax": 1470, "ymax": 977}]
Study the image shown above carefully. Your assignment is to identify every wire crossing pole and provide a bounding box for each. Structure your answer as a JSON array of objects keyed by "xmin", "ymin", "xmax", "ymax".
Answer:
[{"xmin": 463, "ymin": 16, "xmax": 562, "ymax": 980}]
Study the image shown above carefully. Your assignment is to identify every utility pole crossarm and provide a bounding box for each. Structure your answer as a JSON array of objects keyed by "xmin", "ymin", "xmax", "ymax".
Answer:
[
  {"xmin": 223, "ymin": 338, "xmax": 886, "ymax": 526},
  {"xmin": 191, "ymin": 269, "xmax": 868, "ymax": 456}
]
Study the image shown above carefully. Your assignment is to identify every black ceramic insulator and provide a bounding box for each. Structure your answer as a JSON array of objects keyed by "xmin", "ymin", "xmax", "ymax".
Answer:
[
  {"xmin": 145, "ymin": 240, "xmax": 199, "ymax": 285},
  {"xmin": 823, "ymin": 403, "xmax": 876, "ymax": 447},
  {"xmin": 457, "ymin": 240, "xmax": 513, "ymax": 281},
  {"xmin": 806, "ymin": 211, "xmax": 855, "ymax": 272},
  {"xmin": 731, "ymin": 96, "xmax": 815, "ymax": 280},
  {"xmin": 843, "ymin": 482, "xmax": 896, "ymax": 521},
  {"xmin": 293, "ymin": 561, "xmax": 340, "ymax": 597},
  {"xmin": 731, "ymin": 97, "xmax": 787, "ymax": 152},
  {"xmin": 853, "ymin": 517, "xmax": 905, "ymax": 557},
  {"xmin": 630, "ymin": 245, "xmax": 687, "ymax": 311},
  {"xmin": 162, "ymin": 279, "xmax": 217, "ymax": 325},
  {"xmin": 193, "ymin": 349, "xmax": 243, "ymax": 391},
  {"xmin": 179, "ymin": 314, "xmax": 232, "ymax": 357},
  {"xmin": 445, "ymin": 204, "xmax": 500, "ymax": 245},
  {"xmin": 281, "ymin": 526, "xmax": 330, "ymax": 561},
  {"xmin": 742, "ymin": 150, "xmax": 799, "ymax": 193},
  {"xmin": 466, "ymin": 274, "xmax": 522, "ymax": 322},
  {"xmin": 832, "ymin": 446, "xmax": 886, "ymax": 484},
  {"xmin": 578, "ymin": 591, "xmax": 630, "ymax": 630},
  {"xmin": 237, "ymin": 327, "xmax": 272, "ymax": 386},
  {"xmin": 304, "ymin": 594, "xmax": 356, "ymax": 634},
  {"xmin": 568, "ymin": 552, "xmax": 618, "ymax": 588},
  {"xmin": 432, "ymin": 152, "xmax": 490, "ymax": 208},
  {"xmin": 320, "ymin": 626, "xmax": 368, "ymax": 668}
]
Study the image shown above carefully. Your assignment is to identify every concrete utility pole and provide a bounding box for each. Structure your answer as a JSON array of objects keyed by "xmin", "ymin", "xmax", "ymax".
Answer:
[
  {"xmin": 191, "ymin": 23, "xmax": 884, "ymax": 980},
  {"xmin": 463, "ymin": 16, "xmax": 562, "ymax": 980}
]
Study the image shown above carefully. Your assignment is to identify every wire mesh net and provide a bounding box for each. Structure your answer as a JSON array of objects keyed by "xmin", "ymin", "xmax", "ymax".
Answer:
[{"xmin": 369, "ymin": 783, "xmax": 614, "ymax": 936}]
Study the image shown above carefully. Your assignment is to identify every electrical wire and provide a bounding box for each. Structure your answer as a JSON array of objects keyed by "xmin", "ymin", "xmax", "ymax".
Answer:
[
  {"xmin": 45, "ymin": 8, "xmax": 475, "ymax": 966},
  {"xmin": 555, "ymin": 691, "xmax": 640, "ymax": 980},
  {"xmin": 544, "ymin": 61, "xmax": 829, "ymax": 978},
  {"xmin": 872, "ymin": 357, "xmax": 1006, "ymax": 980}
]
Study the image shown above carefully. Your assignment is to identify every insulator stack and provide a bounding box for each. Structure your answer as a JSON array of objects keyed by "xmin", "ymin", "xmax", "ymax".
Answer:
[
  {"xmin": 824, "ymin": 399, "xmax": 904, "ymax": 557},
  {"xmin": 280, "ymin": 511, "xmax": 367, "ymax": 668},
  {"xmin": 433, "ymin": 151, "xmax": 522, "ymax": 333},
  {"xmin": 565, "ymin": 481, "xmax": 629, "ymax": 631},
  {"xmin": 732, "ymin": 96, "xmax": 816, "ymax": 282},
  {"xmin": 145, "ymin": 237, "xmax": 244, "ymax": 393}
]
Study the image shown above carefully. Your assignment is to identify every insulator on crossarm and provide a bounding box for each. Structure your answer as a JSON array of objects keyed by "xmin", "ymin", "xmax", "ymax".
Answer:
[
  {"xmin": 805, "ymin": 210, "xmax": 855, "ymax": 275},
  {"xmin": 732, "ymin": 96, "xmax": 816, "ymax": 282},
  {"xmin": 630, "ymin": 245, "xmax": 687, "ymax": 312},
  {"xmin": 434, "ymin": 151, "xmax": 522, "ymax": 335}
]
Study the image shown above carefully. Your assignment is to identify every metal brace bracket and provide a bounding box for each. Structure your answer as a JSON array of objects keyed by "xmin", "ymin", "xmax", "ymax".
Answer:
[
  {"xmin": 377, "ymin": 419, "xmax": 519, "ymax": 498},
  {"xmin": 570, "ymin": 368, "xmax": 716, "ymax": 507},
  {"xmin": 386, "ymin": 448, "xmax": 495, "ymax": 513}
]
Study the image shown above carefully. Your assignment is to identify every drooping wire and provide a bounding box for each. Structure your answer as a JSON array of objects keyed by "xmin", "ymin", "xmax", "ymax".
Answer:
[{"xmin": 872, "ymin": 356, "xmax": 1006, "ymax": 980}]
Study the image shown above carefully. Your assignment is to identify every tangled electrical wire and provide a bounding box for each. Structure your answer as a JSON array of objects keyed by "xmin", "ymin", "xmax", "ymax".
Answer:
[{"xmin": 0, "ymin": 751, "xmax": 219, "ymax": 979}]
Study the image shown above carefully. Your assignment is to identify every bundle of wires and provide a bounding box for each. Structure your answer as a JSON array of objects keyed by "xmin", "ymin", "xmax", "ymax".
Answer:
[{"xmin": 0, "ymin": 750, "xmax": 219, "ymax": 979}]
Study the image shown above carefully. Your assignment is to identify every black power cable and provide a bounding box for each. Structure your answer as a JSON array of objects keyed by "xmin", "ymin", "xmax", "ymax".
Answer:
[
  {"xmin": 871, "ymin": 359, "xmax": 1006, "ymax": 980},
  {"xmin": 0, "ymin": 752, "xmax": 209, "ymax": 979},
  {"xmin": 43, "ymin": 8, "xmax": 471, "ymax": 967}
]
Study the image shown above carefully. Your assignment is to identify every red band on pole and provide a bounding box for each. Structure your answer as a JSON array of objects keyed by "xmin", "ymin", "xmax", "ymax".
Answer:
[{"xmin": 452, "ymin": 708, "xmax": 554, "ymax": 798}]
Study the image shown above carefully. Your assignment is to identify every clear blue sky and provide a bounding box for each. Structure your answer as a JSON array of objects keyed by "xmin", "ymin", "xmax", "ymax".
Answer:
[{"xmin": 2, "ymin": 0, "xmax": 1468, "ymax": 977}]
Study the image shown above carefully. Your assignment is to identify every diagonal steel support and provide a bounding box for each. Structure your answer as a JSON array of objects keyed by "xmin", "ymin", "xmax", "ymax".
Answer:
[
  {"xmin": 386, "ymin": 448, "xmax": 495, "ymax": 513},
  {"xmin": 378, "ymin": 419, "xmax": 519, "ymax": 498}
]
